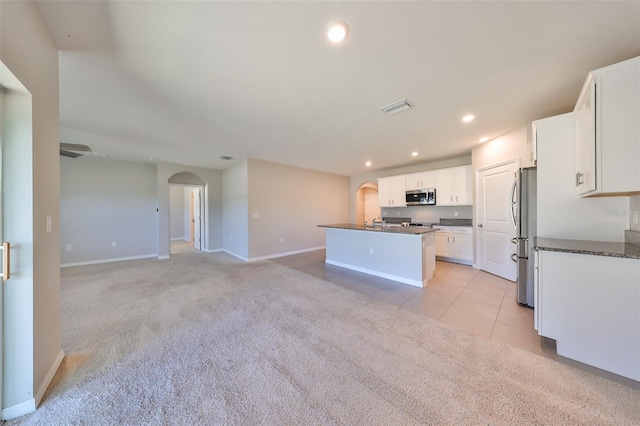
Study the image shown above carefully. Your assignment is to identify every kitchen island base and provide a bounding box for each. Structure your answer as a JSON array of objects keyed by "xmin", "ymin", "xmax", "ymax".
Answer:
[{"xmin": 321, "ymin": 226, "xmax": 436, "ymax": 287}]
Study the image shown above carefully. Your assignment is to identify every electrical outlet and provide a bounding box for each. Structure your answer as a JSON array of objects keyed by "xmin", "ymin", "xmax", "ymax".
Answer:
[
  {"xmin": 454, "ymin": 211, "xmax": 458, "ymax": 217},
  {"xmin": 369, "ymin": 248, "xmax": 374, "ymax": 255},
  {"xmin": 252, "ymin": 212, "xmax": 260, "ymax": 219},
  {"xmin": 65, "ymin": 245, "xmax": 71, "ymax": 251},
  {"xmin": 280, "ymin": 237, "xmax": 284, "ymax": 243},
  {"xmin": 112, "ymin": 241, "xmax": 117, "ymax": 247},
  {"xmin": 634, "ymin": 211, "xmax": 639, "ymax": 225}
]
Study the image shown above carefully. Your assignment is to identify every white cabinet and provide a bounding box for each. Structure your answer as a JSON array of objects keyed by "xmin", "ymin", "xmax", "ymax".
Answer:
[
  {"xmin": 536, "ymin": 249, "xmax": 640, "ymax": 381},
  {"xmin": 574, "ymin": 56, "xmax": 640, "ymax": 197},
  {"xmin": 434, "ymin": 226, "xmax": 473, "ymax": 265},
  {"xmin": 435, "ymin": 165, "xmax": 472, "ymax": 206},
  {"xmin": 435, "ymin": 231, "xmax": 451, "ymax": 257},
  {"xmin": 377, "ymin": 176, "xmax": 406, "ymax": 207},
  {"xmin": 405, "ymin": 171, "xmax": 435, "ymax": 190}
]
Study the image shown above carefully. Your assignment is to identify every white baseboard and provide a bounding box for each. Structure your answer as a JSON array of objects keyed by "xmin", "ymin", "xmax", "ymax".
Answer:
[
  {"xmin": 35, "ymin": 350, "xmax": 64, "ymax": 406},
  {"xmin": 61, "ymin": 254, "xmax": 158, "ymax": 268},
  {"xmin": 325, "ymin": 259, "xmax": 424, "ymax": 288},
  {"xmin": 171, "ymin": 237, "xmax": 189, "ymax": 241},
  {"xmin": 220, "ymin": 249, "xmax": 249, "ymax": 262},
  {"xmin": 205, "ymin": 248, "xmax": 223, "ymax": 253},
  {"xmin": 218, "ymin": 246, "xmax": 325, "ymax": 263},
  {"xmin": 157, "ymin": 255, "xmax": 170, "ymax": 260},
  {"xmin": 2, "ymin": 398, "xmax": 36, "ymax": 421},
  {"xmin": 248, "ymin": 246, "xmax": 325, "ymax": 262}
]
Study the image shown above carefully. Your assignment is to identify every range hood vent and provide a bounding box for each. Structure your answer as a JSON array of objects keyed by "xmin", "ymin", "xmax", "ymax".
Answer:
[{"xmin": 380, "ymin": 98, "xmax": 413, "ymax": 115}]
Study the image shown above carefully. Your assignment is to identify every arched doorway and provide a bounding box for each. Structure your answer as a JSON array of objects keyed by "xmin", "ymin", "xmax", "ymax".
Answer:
[
  {"xmin": 355, "ymin": 182, "xmax": 381, "ymax": 226},
  {"xmin": 168, "ymin": 172, "xmax": 205, "ymax": 256}
]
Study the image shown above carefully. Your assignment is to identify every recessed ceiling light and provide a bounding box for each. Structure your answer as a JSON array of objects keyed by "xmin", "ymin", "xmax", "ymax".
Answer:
[
  {"xmin": 365, "ymin": 161, "xmax": 372, "ymax": 167},
  {"xmin": 462, "ymin": 114, "xmax": 475, "ymax": 123},
  {"xmin": 478, "ymin": 137, "xmax": 489, "ymax": 143},
  {"xmin": 327, "ymin": 20, "xmax": 349, "ymax": 43},
  {"xmin": 411, "ymin": 152, "xmax": 418, "ymax": 157}
]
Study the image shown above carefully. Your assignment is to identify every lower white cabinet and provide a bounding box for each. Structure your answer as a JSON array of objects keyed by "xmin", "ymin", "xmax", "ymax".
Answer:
[
  {"xmin": 435, "ymin": 226, "xmax": 473, "ymax": 265},
  {"xmin": 535, "ymin": 249, "xmax": 640, "ymax": 381}
]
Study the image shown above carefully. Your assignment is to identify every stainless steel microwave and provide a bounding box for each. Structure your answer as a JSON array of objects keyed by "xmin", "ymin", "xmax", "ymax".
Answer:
[{"xmin": 406, "ymin": 189, "xmax": 436, "ymax": 206}]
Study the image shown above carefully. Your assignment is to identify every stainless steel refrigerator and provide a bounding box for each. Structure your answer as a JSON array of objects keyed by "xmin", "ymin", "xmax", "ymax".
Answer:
[{"xmin": 511, "ymin": 167, "xmax": 536, "ymax": 307}]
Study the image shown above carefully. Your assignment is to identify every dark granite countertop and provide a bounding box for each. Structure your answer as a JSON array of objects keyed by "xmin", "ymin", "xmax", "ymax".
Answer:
[
  {"xmin": 318, "ymin": 223, "xmax": 438, "ymax": 235},
  {"xmin": 535, "ymin": 237, "xmax": 640, "ymax": 260},
  {"xmin": 436, "ymin": 218, "xmax": 473, "ymax": 227}
]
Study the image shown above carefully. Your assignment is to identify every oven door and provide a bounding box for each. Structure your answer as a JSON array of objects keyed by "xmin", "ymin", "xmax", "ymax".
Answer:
[{"xmin": 406, "ymin": 191, "xmax": 426, "ymax": 205}]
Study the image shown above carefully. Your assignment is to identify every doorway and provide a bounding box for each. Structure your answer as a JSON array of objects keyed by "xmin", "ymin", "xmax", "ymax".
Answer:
[
  {"xmin": 169, "ymin": 184, "xmax": 203, "ymax": 254},
  {"xmin": 356, "ymin": 182, "xmax": 380, "ymax": 225},
  {"xmin": 1, "ymin": 61, "xmax": 35, "ymax": 419},
  {"xmin": 476, "ymin": 159, "xmax": 519, "ymax": 281}
]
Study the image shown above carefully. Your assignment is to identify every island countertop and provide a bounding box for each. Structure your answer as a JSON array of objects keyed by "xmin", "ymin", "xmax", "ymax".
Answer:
[{"xmin": 318, "ymin": 223, "xmax": 438, "ymax": 235}]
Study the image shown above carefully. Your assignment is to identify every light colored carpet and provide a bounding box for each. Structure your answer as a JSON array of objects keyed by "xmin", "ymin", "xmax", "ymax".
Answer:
[{"xmin": 11, "ymin": 250, "xmax": 640, "ymax": 425}]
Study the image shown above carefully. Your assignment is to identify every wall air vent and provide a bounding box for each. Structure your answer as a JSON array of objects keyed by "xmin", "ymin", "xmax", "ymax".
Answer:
[
  {"xmin": 219, "ymin": 155, "xmax": 233, "ymax": 160},
  {"xmin": 380, "ymin": 98, "xmax": 413, "ymax": 116}
]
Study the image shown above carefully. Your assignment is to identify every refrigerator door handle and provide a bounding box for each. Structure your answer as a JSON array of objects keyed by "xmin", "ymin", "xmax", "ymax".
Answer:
[{"xmin": 510, "ymin": 178, "xmax": 518, "ymax": 229}]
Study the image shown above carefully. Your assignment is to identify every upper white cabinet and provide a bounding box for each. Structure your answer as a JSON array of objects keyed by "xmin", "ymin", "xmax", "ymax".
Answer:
[
  {"xmin": 378, "ymin": 175, "xmax": 406, "ymax": 207},
  {"xmin": 574, "ymin": 56, "xmax": 640, "ymax": 197},
  {"xmin": 405, "ymin": 171, "xmax": 435, "ymax": 190},
  {"xmin": 435, "ymin": 165, "xmax": 472, "ymax": 206}
]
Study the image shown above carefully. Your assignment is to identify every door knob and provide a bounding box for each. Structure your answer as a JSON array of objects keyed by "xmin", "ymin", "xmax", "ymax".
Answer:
[{"xmin": 477, "ymin": 224, "xmax": 483, "ymax": 227}]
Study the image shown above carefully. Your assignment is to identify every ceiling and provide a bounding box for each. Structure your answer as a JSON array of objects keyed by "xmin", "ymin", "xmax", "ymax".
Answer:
[{"xmin": 36, "ymin": 1, "xmax": 640, "ymax": 176}]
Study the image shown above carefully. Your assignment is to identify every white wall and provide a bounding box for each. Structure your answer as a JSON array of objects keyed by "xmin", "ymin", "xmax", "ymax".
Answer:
[
  {"xmin": 536, "ymin": 113, "xmax": 629, "ymax": 241},
  {"xmin": 170, "ymin": 185, "xmax": 186, "ymax": 240},
  {"xmin": 222, "ymin": 160, "xmax": 249, "ymax": 259},
  {"xmin": 1, "ymin": 0, "xmax": 61, "ymax": 417},
  {"xmin": 350, "ymin": 156, "xmax": 472, "ymax": 223},
  {"xmin": 246, "ymin": 158, "xmax": 350, "ymax": 260},
  {"xmin": 60, "ymin": 157, "xmax": 158, "ymax": 264},
  {"xmin": 471, "ymin": 124, "xmax": 533, "ymax": 173}
]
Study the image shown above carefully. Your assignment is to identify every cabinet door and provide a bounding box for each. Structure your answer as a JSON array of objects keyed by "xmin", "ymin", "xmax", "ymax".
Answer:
[
  {"xmin": 453, "ymin": 166, "xmax": 472, "ymax": 205},
  {"xmin": 420, "ymin": 171, "xmax": 435, "ymax": 189},
  {"xmin": 435, "ymin": 231, "xmax": 450, "ymax": 257},
  {"xmin": 574, "ymin": 74, "xmax": 596, "ymax": 196},
  {"xmin": 405, "ymin": 173, "xmax": 421, "ymax": 190},
  {"xmin": 434, "ymin": 169, "xmax": 454, "ymax": 206},
  {"xmin": 377, "ymin": 178, "xmax": 392, "ymax": 207},
  {"xmin": 390, "ymin": 175, "xmax": 406, "ymax": 207},
  {"xmin": 451, "ymin": 233, "xmax": 473, "ymax": 261}
]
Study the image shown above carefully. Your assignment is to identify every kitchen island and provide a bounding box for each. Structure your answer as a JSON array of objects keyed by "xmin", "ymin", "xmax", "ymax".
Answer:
[{"xmin": 318, "ymin": 224, "xmax": 438, "ymax": 287}]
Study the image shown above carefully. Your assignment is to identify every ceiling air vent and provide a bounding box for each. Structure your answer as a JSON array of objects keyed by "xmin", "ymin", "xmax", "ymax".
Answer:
[
  {"xmin": 380, "ymin": 98, "xmax": 413, "ymax": 116},
  {"xmin": 219, "ymin": 155, "xmax": 233, "ymax": 160}
]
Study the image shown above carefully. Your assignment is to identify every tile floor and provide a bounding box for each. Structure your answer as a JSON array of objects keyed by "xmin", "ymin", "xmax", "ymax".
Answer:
[{"xmin": 273, "ymin": 248, "xmax": 639, "ymax": 389}]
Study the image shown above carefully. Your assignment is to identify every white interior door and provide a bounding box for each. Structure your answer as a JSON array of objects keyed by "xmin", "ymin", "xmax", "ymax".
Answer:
[
  {"xmin": 193, "ymin": 188, "xmax": 201, "ymax": 250},
  {"xmin": 476, "ymin": 160, "xmax": 519, "ymax": 281},
  {"xmin": 0, "ymin": 71, "xmax": 5, "ymax": 411},
  {"xmin": 364, "ymin": 193, "xmax": 380, "ymax": 224}
]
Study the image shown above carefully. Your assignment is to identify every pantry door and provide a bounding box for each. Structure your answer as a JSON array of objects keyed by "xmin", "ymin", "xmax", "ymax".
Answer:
[
  {"xmin": 0, "ymin": 69, "xmax": 5, "ymax": 408},
  {"xmin": 476, "ymin": 160, "xmax": 519, "ymax": 281}
]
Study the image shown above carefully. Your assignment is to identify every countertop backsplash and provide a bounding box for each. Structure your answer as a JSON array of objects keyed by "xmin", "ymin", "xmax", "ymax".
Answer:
[{"xmin": 382, "ymin": 205, "xmax": 472, "ymax": 225}]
